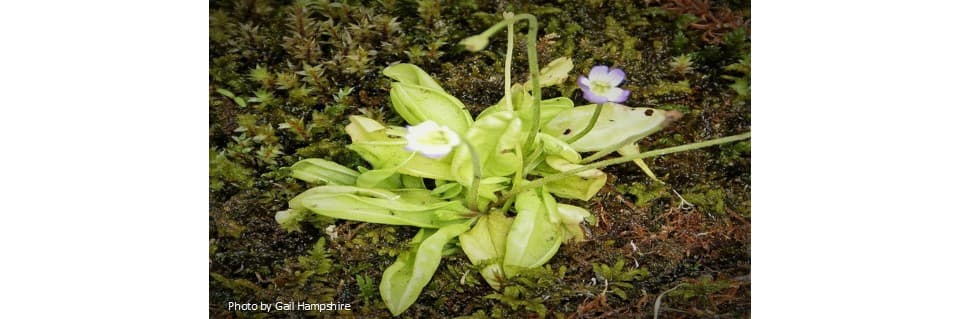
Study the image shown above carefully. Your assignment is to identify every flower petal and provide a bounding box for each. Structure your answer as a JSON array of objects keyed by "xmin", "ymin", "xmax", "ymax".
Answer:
[
  {"xmin": 403, "ymin": 120, "xmax": 460, "ymax": 158},
  {"xmin": 581, "ymin": 87, "xmax": 608, "ymax": 104},
  {"xmin": 418, "ymin": 145, "xmax": 453, "ymax": 158},
  {"xmin": 607, "ymin": 68, "xmax": 626, "ymax": 86},
  {"xmin": 577, "ymin": 75, "xmax": 592, "ymax": 91},
  {"xmin": 588, "ymin": 65, "xmax": 610, "ymax": 82},
  {"xmin": 601, "ymin": 87, "xmax": 630, "ymax": 103},
  {"xmin": 442, "ymin": 126, "xmax": 461, "ymax": 146},
  {"xmin": 610, "ymin": 88, "xmax": 630, "ymax": 103}
]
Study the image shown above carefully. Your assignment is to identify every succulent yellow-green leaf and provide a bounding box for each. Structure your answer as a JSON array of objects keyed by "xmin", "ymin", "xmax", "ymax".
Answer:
[
  {"xmin": 383, "ymin": 64, "xmax": 472, "ymax": 135},
  {"xmin": 545, "ymin": 156, "xmax": 603, "ymax": 178},
  {"xmin": 382, "ymin": 63, "xmax": 445, "ymax": 91},
  {"xmin": 346, "ymin": 115, "xmax": 456, "ymax": 180},
  {"xmin": 401, "ymin": 174, "xmax": 426, "ymax": 189},
  {"xmin": 477, "ymin": 177, "xmax": 510, "ymax": 201},
  {"xmin": 503, "ymin": 189, "xmax": 563, "ymax": 277},
  {"xmin": 543, "ymin": 171, "xmax": 607, "ymax": 201},
  {"xmin": 542, "ymin": 103, "xmax": 682, "ymax": 152},
  {"xmin": 539, "ymin": 133, "xmax": 580, "ymax": 163},
  {"xmin": 459, "ymin": 211, "xmax": 513, "ymax": 290},
  {"xmin": 356, "ymin": 167, "xmax": 402, "ymax": 189},
  {"xmin": 394, "ymin": 189, "xmax": 458, "ymax": 208},
  {"xmin": 381, "ymin": 223, "xmax": 470, "ymax": 315},
  {"xmin": 556, "ymin": 204, "xmax": 593, "ymax": 242},
  {"xmin": 350, "ymin": 142, "xmax": 457, "ymax": 180},
  {"xmin": 525, "ymin": 56, "xmax": 573, "ymax": 89},
  {"xmin": 478, "ymin": 84, "xmax": 573, "ymax": 132},
  {"xmin": 355, "ymin": 154, "xmax": 415, "ymax": 188},
  {"xmin": 289, "ymin": 185, "xmax": 399, "ymax": 207},
  {"xmin": 521, "ymin": 97, "xmax": 574, "ymax": 129},
  {"xmin": 345, "ymin": 115, "xmax": 388, "ymax": 142},
  {"xmin": 289, "ymin": 158, "xmax": 360, "ymax": 185},
  {"xmin": 430, "ymin": 181, "xmax": 463, "ymax": 200},
  {"xmin": 390, "ymin": 82, "xmax": 473, "ymax": 135},
  {"xmin": 290, "ymin": 186, "xmax": 467, "ymax": 228},
  {"xmin": 299, "ymin": 197, "xmax": 439, "ymax": 228},
  {"xmin": 451, "ymin": 111, "xmax": 522, "ymax": 186}
]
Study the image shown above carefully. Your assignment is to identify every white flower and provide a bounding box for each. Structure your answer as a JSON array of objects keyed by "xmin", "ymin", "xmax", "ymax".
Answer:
[
  {"xmin": 577, "ymin": 65, "xmax": 630, "ymax": 104},
  {"xmin": 404, "ymin": 120, "xmax": 461, "ymax": 158}
]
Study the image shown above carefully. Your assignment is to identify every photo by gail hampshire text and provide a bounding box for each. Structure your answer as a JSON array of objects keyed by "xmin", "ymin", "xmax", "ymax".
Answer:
[{"xmin": 227, "ymin": 301, "xmax": 352, "ymax": 312}]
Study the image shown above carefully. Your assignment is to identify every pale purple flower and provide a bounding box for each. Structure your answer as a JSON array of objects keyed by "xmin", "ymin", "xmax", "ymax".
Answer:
[{"xmin": 577, "ymin": 65, "xmax": 630, "ymax": 104}]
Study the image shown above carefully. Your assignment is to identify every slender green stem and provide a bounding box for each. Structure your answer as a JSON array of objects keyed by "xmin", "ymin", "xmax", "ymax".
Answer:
[
  {"xmin": 511, "ymin": 138, "xmax": 525, "ymax": 196},
  {"xmin": 521, "ymin": 148, "xmax": 544, "ymax": 176},
  {"xmin": 506, "ymin": 136, "xmax": 526, "ymax": 211},
  {"xmin": 465, "ymin": 142, "xmax": 483, "ymax": 212},
  {"xmin": 478, "ymin": 17, "xmax": 513, "ymax": 39},
  {"xmin": 501, "ymin": 196, "xmax": 516, "ymax": 213},
  {"xmin": 566, "ymin": 102, "xmax": 605, "ymax": 144},
  {"xmin": 504, "ymin": 22, "xmax": 514, "ymax": 111},
  {"xmin": 501, "ymin": 132, "xmax": 751, "ymax": 202},
  {"xmin": 581, "ymin": 132, "xmax": 652, "ymax": 163},
  {"xmin": 469, "ymin": 13, "xmax": 541, "ymax": 212},
  {"xmin": 469, "ymin": 12, "xmax": 541, "ymax": 175},
  {"xmin": 515, "ymin": 13, "xmax": 541, "ymax": 151}
]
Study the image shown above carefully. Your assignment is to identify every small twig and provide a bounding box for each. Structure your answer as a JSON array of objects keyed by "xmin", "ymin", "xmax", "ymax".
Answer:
[
  {"xmin": 672, "ymin": 189, "xmax": 695, "ymax": 211},
  {"xmin": 654, "ymin": 283, "xmax": 683, "ymax": 319},
  {"xmin": 595, "ymin": 198, "xmax": 610, "ymax": 229},
  {"xmin": 344, "ymin": 222, "xmax": 367, "ymax": 242}
]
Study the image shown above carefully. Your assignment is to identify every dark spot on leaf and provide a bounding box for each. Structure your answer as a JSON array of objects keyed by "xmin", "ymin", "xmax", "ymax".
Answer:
[
  {"xmin": 563, "ymin": 128, "xmax": 572, "ymax": 135},
  {"xmin": 644, "ymin": 109, "xmax": 654, "ymax": 116}
]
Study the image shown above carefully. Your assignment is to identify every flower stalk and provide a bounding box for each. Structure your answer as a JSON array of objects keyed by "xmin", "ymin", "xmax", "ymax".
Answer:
[
  {"xmin": 500, "ymin": 132, "xmax": 751, "ymax": 203},
  {"xmin": 565, "ymin": 102, "xmax": 606, "ymax": 144},
  {"xmin": 403, "ymin": 120, "xmax": 484, "ymax": 212},
  {"xmin": 518, "ymin": 14, "xmax": 542, "ymax": 152},
  {"xmin": 464, "ymin": 142, "xmax": 483, "ymax": 212},
  {"xmin": 462, "ymin": 13, "xmax": 542, "ymax": 151},
  {"xmin": 504, "ymin": 13, "xmax": 515, "ymax": 111}
]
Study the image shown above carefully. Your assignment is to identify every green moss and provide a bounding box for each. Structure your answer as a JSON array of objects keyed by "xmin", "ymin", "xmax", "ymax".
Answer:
[
  {"xmin": 722, "ymin": 53, "xmax": 751, "ymax": 98},
  {"xmin": 682, "ymin": 185, "xmax": 728, "ymax": 216},
  {"xmin": 592, "ymin": 259, "xmax": 651, "ymax": 300},
  {"xmin": 669, "ymin": 53, "xmax": 695, "ymax": 75},
  {"xmin": 620, "ymin": 181, "xmax": 669, "ymax": 206},
  {"xmin": 209, "ymin": 149, "xmax": 253, "ymax": 191},
  {"xmin": 641, "ymin": 80, "xmax": 692, "ymax": 97},
  {"xmin": 484, "ymin": 265, "xmax": 571, "ymax": 318}
]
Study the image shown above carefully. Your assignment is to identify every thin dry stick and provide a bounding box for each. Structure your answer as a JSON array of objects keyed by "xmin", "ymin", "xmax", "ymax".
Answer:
[{"xmin": 654, "ymin": 283, "xmax": 683, "ymax": 319}]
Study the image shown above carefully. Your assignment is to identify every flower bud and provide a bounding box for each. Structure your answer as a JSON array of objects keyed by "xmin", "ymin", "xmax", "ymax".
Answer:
[{"xmin": 459, "ymin": 35, "xmax": 489, "ymax": 52}]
